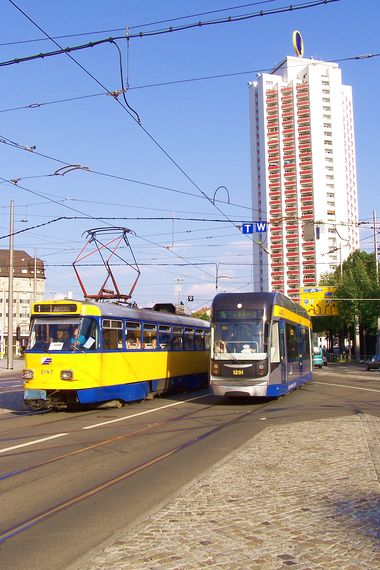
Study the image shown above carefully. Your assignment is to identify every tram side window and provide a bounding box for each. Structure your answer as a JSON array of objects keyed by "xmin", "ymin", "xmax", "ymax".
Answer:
[
  {"xmin": 184, "ymin": 328, "xmax": 194, "ymax": 350},
  {"xmin": 126, "ymin": 321, "xmax": 141, "ymax": 349},
  {"xmin": 194, "ymin": 329, "xmax": 204, "ymax": 351},
  {"xmin": 285, "ymin": 323, "xmax": 298, "ymax": 362},
  {"xmin": 300, "ymin": 326, "xmax": 311, "ymax": 358},
  {"xmin": 171, "ymin": 326, "xmax": 183, "ymax": 350},
  {"xmin": 271, "ymin": 321, "xmax": 280, "ymax": 363},
  {"xmin": 143, "ymin": 323, "xmax": 157, "ymax": 349},
  {"xmin": 159, "ymin": 325, "xmax": 171, "ymax": 349},
  {"xmin": 79, "ymin": 317, "xmax": 98, "ymax": 351},
  {"xmin": 205, "ymin": 329, "xmax": 211, "ymax": 350},
  {"xmin": 102, "ymin": 319, "xmax": 124, "ymax": 350}
]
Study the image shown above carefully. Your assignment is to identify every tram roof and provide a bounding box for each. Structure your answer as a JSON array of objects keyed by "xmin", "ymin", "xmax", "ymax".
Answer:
[
  {"xmin": 93, "ymin": 302, "xmax": 210, "ymax": 327},
  {"xmin": 31, "ymin": 299, "xmax": 210, "ymax": 328},
  {"xmin": 211, "ymin": 291, "xmax": 309, "ymax": 320}
]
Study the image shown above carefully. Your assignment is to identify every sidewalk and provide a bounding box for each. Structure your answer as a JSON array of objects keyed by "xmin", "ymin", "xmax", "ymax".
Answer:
[
  {"xmin": 76, "ymin": 413, "xmax": 380, "ymax": 570},
  {"xmin": 0, "ymin": 357, "xmax": 24, "ymax": 375}
]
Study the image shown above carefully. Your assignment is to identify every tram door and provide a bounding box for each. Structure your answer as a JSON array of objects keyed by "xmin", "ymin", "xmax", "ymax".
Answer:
[{"xmin": 278, "ymin": 320, "xmax": 287, "ymax": 383}]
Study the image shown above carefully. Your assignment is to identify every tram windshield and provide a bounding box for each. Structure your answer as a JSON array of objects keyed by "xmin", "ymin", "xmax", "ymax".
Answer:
[
  {"xmin": 212, "ymin": 320, "xmax": 267, "ymax": 358},
  {"xmin": 27, "ymin": 317, "xmax": 98, "ymax": 352}
]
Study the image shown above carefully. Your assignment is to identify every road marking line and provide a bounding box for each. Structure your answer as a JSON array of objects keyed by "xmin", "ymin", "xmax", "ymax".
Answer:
[
  {"xmin": 314, "ymin": 381, "xmax": 380, "ymax": 394},
  {"xmin": 0, "ymin": 433, "xmax": 68, "ymax": 454},
  {"xmin": 83, "ymin": 395, "xmax": 208, "ymax": 430}
]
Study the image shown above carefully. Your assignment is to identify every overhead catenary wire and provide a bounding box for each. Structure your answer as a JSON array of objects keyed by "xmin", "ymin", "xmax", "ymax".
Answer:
[
  {"xmin": 0, "ymin": 196, "xmax": 247, "ymax": 223},
  {"xmin": 0, "ymin": 136, "xmax": 253, "ymax": 213},
  {"xmin": 2, "ymin": 0, "xmax": 366, "ymax": 288},
  {"xmin": 0, "ymin": 211, "xmax": 366, "ymax": 242},
  {"xmin": 7, "ymin": 1, "xmax": 140, "ymax": 125},
  {"xmin": 4, "ymin": 0, "xmax": 340, "ymax": 67},
  {"xmin": 0, "ymin": 1, "xmax": 281, "ymax": 47},
  {"xmin": 1, "ymin": 51, "xmax": 379, "ymax": 115},
  {"xmin": 1, "ymin": 22, "xmax": 376, "ymax": 230},
  {"xmin": 2, "ymin": 0, "xmax": 261, "ymax": 254},
  {"xmin": 0, "ymin": 133, "xmax": 364, "ymax": 237},
  {"xmin": 0, "ymin": 178, "xmax": 219, "ymax": 281},
  {"xmin": 0, "ymin": 41, "xmax": 374, "ymax": 231}
]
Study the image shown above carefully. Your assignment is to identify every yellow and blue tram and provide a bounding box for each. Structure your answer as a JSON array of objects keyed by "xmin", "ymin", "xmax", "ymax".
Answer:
[
  {"xmin": 22, "ymin": 300, "xmax": 210, "ymax": 410},
  {"xmin": 210, "ymin": 292, "xmax": 312, "ymax": 398}
]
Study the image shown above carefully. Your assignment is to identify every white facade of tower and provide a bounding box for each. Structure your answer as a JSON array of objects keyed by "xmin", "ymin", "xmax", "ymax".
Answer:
[{"xmin": 249, "ymin": 56, "xmax": 359, "ymax": 300}]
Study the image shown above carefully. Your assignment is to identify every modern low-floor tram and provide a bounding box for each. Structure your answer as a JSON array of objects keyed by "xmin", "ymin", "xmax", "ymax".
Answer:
[{"xmin": 210, "ymin": 292, "xmax": 312, "ymax": 398}]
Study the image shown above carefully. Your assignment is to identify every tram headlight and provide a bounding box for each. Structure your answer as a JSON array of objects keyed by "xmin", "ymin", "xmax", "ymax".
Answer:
[
  {"xmin": 21, "ymin": 369, "xmax": 34, "ymax": 380},
  {"xmin": 211, "ymin": 362, "xmax": 220, "ymax": 376},
  {"xmin": 60, "ymin": 369, "xmax": 74, "ymax": 381}
]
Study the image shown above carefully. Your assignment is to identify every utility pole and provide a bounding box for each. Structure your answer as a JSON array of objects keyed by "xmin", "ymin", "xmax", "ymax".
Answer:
[
  {"xmin": 175, "ymin": 278, "xmax": 184, "ymax": 304},
  {"xmin": 374, "ymin": 210, "xmax": 378, "ymax": 285},
  {"xmin": 215, "ymin": 263, "xmax": 220, "ymax": 290},
  {"xmin": 7, "ymin": 200, "xmax": 14, "ymax": 370},
  {"xmin": 33, "ymin": 248, "xmax": 37, "ymax": 302},
  {"xmin": 354, "ymin": 312, "xmax": 360, "ymax": 363}
]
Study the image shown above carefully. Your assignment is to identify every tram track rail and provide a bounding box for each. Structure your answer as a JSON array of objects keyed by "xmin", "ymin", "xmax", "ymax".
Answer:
[
  {"xmin": 0, "ymin": 398, "xmax": 217, "ymax": 475},
  {"xmin": 0, "ymin": 398, "xmax": 273, "ymax": 544},
  {"xmin": 0, "ymin": 390, "xmax": 209, "ymax": 433},
  {"xmin": 1, "ymin": 387, "xmax": 269, "ymax": 433}
]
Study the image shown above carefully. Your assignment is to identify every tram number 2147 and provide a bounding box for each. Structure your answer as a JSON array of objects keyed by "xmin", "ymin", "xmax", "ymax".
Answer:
[{"xmin": 232, "ymin": 369, "xmax": 244, "ymax": 376}]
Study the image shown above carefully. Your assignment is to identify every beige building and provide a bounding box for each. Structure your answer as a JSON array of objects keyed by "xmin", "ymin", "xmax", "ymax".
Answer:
[{"xmin": 0, "ymin": 249, "xmax": 45, "ymax": 353}]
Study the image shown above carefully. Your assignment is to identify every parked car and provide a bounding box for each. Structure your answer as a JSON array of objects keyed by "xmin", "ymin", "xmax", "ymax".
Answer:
[
  {"xmin": 313, "ymin": 347, "xmax": 323, "ymax": 368},
  {"xmin": 363, "ymin": 355, "xmax": 380, "ymax": 371}
]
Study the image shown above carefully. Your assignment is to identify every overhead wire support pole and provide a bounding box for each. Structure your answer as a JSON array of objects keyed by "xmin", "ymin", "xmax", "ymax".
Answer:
[
  {"xmin": 374, "ymin": 210, "xmax": 378, "ymax": 286},
  {"xmin": 33, "ymin": 248, "xmax": 37, "ymax": 302},
  {"xmin": 7, "ymin": 200, "xmax": 14, "ymax": 370},
  {"xmin": 125, "ymin": 26, "xmax": 130, "ymax": 90}
]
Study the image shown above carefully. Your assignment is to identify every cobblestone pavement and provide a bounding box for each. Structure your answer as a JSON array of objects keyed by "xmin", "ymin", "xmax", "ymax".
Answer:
[{"xmin": 78, "ymin": 413, "xmax": 380, "ymax": 569}]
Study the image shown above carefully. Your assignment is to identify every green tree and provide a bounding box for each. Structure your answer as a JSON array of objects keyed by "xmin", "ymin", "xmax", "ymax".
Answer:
[
  {"xmin": 317, "ymin": 250, "xmax": 380, "ymax": 356},
  {"xmin": 191, "ymin": 309, "xmax": 210, "ymax": 321}
]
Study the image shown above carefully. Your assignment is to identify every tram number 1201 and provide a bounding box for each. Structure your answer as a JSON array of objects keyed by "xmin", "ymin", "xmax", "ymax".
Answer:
[{"xmin": 232, "ymin": 369, "xmax": 244, "ymax": 376}]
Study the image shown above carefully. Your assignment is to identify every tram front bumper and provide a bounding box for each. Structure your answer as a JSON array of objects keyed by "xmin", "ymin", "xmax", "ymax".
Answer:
[
  {"xmin": 210, "ymin": 379, "xmax": 268, "ymax": 398},
  {"xmin": 24, "ymin": 388, "xmax": 47, "ymax": 400}
]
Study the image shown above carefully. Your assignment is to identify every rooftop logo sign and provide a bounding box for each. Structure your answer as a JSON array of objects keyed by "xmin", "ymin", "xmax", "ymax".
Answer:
[{"xmin": 292, "ymin": 30, "xmax": 304, "ymax": 57}]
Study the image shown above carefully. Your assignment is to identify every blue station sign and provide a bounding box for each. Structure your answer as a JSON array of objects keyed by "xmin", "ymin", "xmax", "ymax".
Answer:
[{"xmin": 241, "ymin": 222, "xmax": 267, "ymax": 234}]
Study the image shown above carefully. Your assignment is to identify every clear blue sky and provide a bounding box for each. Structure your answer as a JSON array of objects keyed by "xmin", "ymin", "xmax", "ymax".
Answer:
[{"xmin": 1, "ymin": 0, "xmax": 379, "ymax": 308}]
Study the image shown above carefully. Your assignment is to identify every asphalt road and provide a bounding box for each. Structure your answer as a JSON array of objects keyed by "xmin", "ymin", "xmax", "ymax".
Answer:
[{"xmin": 0, "ymin": 364, "xmax": 379, "ymax": 569}]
